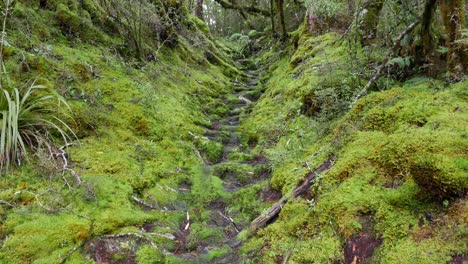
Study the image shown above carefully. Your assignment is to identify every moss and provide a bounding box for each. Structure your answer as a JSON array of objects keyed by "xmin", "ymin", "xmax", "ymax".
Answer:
[
  {"xmin": 197, "ymin": 140, "xmax": 224, "ymax": 163},
  {"xmin": 0, "ymin": 1, "xmax": 241, "ymax": 262},
  {"xmin": 55, "ymin": 3, "xmax": 106, "ymax": 42},
  {"xmin": 136, "ymin": 245, "xmax": 165, "ymax": 264},
  {"xmin": 202, "ymin": 246, "xmax": 232, "ymax": 262},
  {"xmin": 240, "ymin": 21, "xmax": 467, "ymax": 262}
]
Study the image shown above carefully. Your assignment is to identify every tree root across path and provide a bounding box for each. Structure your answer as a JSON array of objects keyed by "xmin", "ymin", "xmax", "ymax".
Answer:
[{"xmin": 250, "ymin": 157, "xmax": 335, "ymax": 232}]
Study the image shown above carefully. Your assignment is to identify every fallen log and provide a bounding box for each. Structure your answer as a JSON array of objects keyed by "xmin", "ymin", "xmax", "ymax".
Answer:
[{"xmin": 250, "ymin": 157, "xmax": 334, "ymax": 232}]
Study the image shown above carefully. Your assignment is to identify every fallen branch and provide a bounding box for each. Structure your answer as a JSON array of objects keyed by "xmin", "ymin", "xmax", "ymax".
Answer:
[
  {"xmin": 350, "ymin": 20, "xmax": 420, "ymax": 108},
  {"xmin": 218, "ymin": 211, "xmax": 240, "ymax": 233},
  {"xmin": 0, "ymin": 200, "xmax": 15, "ymax": 207},
  {"xmin": 250, "ymin": 157, "xmax": 334, "ymax": 232},
  {"xmin": 239, "ymin": 95, "xmax": 252, "ymax": 104},
  {"xmin": 188, "ymin": 131, "xmax": 209, "ymax": 140},
  {"xmin": 52, "ymin": 144, "xmax": 82, "ymax": 188},
  {"xmin": 131, "ymin": 195, "xmax": 159, "ymax": 210}
]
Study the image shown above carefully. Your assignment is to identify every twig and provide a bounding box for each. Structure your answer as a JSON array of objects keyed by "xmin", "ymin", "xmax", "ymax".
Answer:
[
  {"xmin": 164, "ymin": 184, "xmax": 178, "ymax": 193},
  {"xmin": 188, "ymin": 131, "xmax": 209, "ymax": 140},
  {"xmin": 305, "ymin": 161, "xmax": 312, "ymax": 173},
  {"xmin": 238, "ymin": 95, "xmax": 252, "ymax": 104},
  {"xmin": 52, "ymin": 144, "xmax": 82, "ymax": 187},
  {"xmin": 146, "ymin": 232, "xmax": 176, "ymax": 240},
  {"xmin": 184, "ymin": 211, "xmax": 190, "ymax": 231},
  {"xmin": 218, "ymin": 211, "xmax": 240, "ymax": 233},
  {"xmin": 60, "ymin": 243, "xmax": 84, "ymax": 264},
  {"xmin": 0, "ymin": 200, "xmax": 15, "ymax": 207},
  {"xmin": 14, "ymin": 190, "xmax": 55, "ymax": 213},
  {"xmin": 131, "ymin": 195, "xmax": 159, "ymax": 210}
]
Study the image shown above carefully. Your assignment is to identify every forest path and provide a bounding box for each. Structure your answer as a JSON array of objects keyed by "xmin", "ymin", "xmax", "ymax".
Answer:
[{"xmin": 171, "ymin": 61, "xmax": 271, "ymax": 263}]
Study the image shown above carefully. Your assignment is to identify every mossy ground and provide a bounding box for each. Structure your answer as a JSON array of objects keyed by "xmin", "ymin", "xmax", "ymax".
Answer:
[
  {"xmin": 240, "ymin": 27, "xmax": 467, "ymax": 263},
  {"xmin": 0, "ymin": 1, "xmax": 248, "ymax": 263},
  {"xmin": 0, "ymin": 1, "xmax": 466, "ymax": 263}
]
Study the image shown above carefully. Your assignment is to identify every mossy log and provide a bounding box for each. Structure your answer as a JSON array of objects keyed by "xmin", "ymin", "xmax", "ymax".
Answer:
[{"xmin": 250, "ymin": 158, "xmax": 334, "ymax": 232}]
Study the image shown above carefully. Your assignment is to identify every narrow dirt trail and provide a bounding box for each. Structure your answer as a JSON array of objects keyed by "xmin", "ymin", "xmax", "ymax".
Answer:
[{"xmin": 171, "ymin": 63, "xmax": 269, "ymax": 263}]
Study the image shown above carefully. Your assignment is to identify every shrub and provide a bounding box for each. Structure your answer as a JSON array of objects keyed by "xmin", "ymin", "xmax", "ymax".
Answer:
[{"xmin": 0, "ymin": 81, "xmax": 74, "ymax": 173}]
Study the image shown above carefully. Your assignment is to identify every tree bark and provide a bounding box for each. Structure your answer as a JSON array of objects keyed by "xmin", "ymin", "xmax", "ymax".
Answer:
[
  {"xmin": 416, "ymin": 0, "xmax": 438, "ymax": 65},
  {"xmin": 276, "ymin": 0, "xmax": 286, "ymax": 39},
  {"xmin": 195, "ymin": 0, "xmax": 204, "ymax": 20},
  {"xmin": 360, "ymin": 0, "xmax": 384, "ymax": 45},
  {"xmin": 440, "ymin": 0, "xmax": 466, "ymax": 79},
  {"xmin": 270, "ymin": 0, "xmax": 275, "ymax": 36},
  {"xmin": 307, "ymin": 9, "xmax": 321, "ymax": 35}
]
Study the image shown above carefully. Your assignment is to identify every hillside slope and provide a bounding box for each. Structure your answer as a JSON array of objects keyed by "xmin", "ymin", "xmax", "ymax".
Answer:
[
  {"xmin": 0, "ymin": 1, "xmax": 466, "ymax": 264},
  {"xmin": 0, "ymin": 1, "xmax": 249, "ymax": 263},
  {"xmin": 240, "ymin": 26, "xmax": 467, "ymax": 263}
]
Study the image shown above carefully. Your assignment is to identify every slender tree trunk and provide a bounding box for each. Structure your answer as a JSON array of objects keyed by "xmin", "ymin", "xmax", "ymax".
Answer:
[
  {"xmin": 269, "ymin": 0, "xmax": 275, "ymax": 36},
  {"xmin": 276, "ymin": 0, "xmax": 286, "ymax": 39},
  {"xmin": 360, "ymin": 0, "xmax": 384, "ymax": 45},
  {"xmin": 307, "ymin": 9, "xmax": 320, "ymax": 35},
  {"xmin": 415, "ymin": 0, "xmax": 438, "ymax": 65},
  {"xmin": 195, "ymin": 0, "xmax": 204, "ymax": 21},
  {"xmin": 440, "ymin": 0, "xmax": 466, "ymax": 78}
]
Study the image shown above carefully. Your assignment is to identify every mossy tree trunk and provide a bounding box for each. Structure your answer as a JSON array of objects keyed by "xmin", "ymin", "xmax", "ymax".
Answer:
[
  {"xmin": 307, "ymin": 9, "xmax": 321, "ymax": 35},
  {"xmin": 415, "ymin": 0, "xmax": 438, "ymax": 65},
  {"xmin": 440, "ymin": 0, "xmax": 466, "ymax": 79},
  {"xmin": 270, "ymin": 0, "xmax": 275, "ymax": 36},
  {"xmin": 276, "ymin": 0, "xmax": 286, "ymax": 39},
  {"xmin": 360, "ymin": 0, "xmax": 385, "ymax": 45},
  {"xmin": 195, "ymin": 0, "xmax": 204, "ymax": 21}
]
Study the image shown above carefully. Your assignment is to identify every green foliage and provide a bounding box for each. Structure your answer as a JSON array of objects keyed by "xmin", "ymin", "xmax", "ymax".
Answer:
[
  {"xmin": 305, "ymin": 0, "xmax": 346, "ymax": 20},
  {"xmin": 227, "ymin": 33, "xmax": 251, "ymax": 53},
  {"xmin": 0, "ymin": 81, "xmax": 74, "ymax": 173}
]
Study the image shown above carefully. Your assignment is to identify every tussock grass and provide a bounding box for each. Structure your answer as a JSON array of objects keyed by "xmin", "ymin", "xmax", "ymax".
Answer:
[{"xmin": 0, "ymin": 81, "xmax": 74, "ymax": 173}]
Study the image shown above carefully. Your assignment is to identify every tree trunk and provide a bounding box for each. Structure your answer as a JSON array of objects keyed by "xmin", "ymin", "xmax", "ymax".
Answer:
[
  {"xmin": 276, "ymin": 0, "xmax": 286, "ymax": 39},
  {"xmin": 440, "ymin": 0, "xmax": 466, "ymax": 79},
  {"xmin": 307, "ymin": 9, "xmax": 321, "ymax": 35},
  {"xmin": 195, "ymin": 0, "xmax": 204, "ymax": 21},
  {"xmin": 270, "ymin": 0, "xmax": 275, "ymax": 36},
  {"xmin": 360, "ymin": 0, "xmax": 384, "ymax": 45},
  {"xmin": 415, "ymin": 0, "xmax": 438, "ymax": 65}
]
